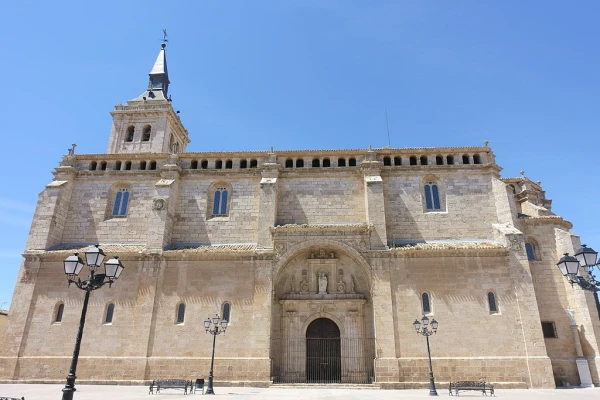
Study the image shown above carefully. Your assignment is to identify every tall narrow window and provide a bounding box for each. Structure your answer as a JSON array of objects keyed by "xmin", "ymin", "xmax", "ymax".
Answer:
[
  {"xmin": 190, "ymin": 160, "xmax": 198, "ymax": 169},
  {"xmin": 312, "ymin": 158, "xmax": 320, "ymax": 167},
  {"xmin": 394, "ymin": 156, "xmax": 402, "ymax": 166},
  {"xmin": 100, "ymin": 161, "xmax": 107, "ymax": 171},
  {"xmin": 410, "ymin": 156, "xmax": 417, "ymax": 166},
  {"xmin": 125, "ymin": 126, "xmax": 134, "ymax": 142},
  {"xmin": 447, "ymin": 155, "xmax": 454, "ymax": 165},
  {"xmin": 240, "ymin": 160, "xmax": 248, "ymax": 169},
  {"xmin": 348, "ymin": 158, "xmax": 356, "ymax": 167},
  {"xmin": 201, "ymin": 160, "xmax": 208, "ymax": 169},
  {"xmin": 149, "ymin": 161, "xmax": 157, "ymax": 170},
  {"xmin": 424, "ymin": 182, "xmax": 441, "ymax": 211},
  {"xmin": 436, "ymin": 155, "xmax": 443, "ymax": 165},
  {"xmin": 383, "ymin": 156, "xmax": 391, "ymax": 166},
  {"xmin": 462, "ymin": 155, "xmax": 470, "ymax": 164},
  {"xmin": 115, "ymin": 161, "xmax": 122, "ymax": 171},
  {"xmin": 140, "ymin": 161, "xmax": 147, "ymax": 170},
  {"xmin": 125, "ymin": 161, "xmax": 132, "ymax": 170},
  {"xmin": 212, "ymin": 188, "xmax": 229, "ymax": 216},
  {"xmin": 54, "ymin": 303, "xmax": 64, "ymax": 323},
  {"xmin": 421, "ymin": 292, "xmax": 431, "ymax": 314},
  {"xmin": 176, "ymin": 303, "xmax": 185, "ymax": 324},
  {"xmin": 323, "ymin": 158, "xmax": 331, "ymax": 167},
  {"xmin": 215, "ymin": 160, "xmax": 223, "ymax": 169},
  {"xmin": 250, "ymin": 159, "xmax": 258, "ymax": 168},
  {"xmin": 296, "ymin": 159, "xmax": 304, "ymax": 168},
  {"xmin": 338, "ymin": 158, "xmax": 346, "ymax": 167},
  {"xmin": 89, "ymin": 161, "xmax": 97, "ymax": 171},
  {"xmin": 104, "ymin": 303, "xmax": 115, "ymax": 324},
  {"xmin": 225, "ymin": 160, "xmax": 233, "ymax": 169},
  {"xmin": 488, "ymin": 292, "xmax": 498, "ymax": 313},
  {"xmin": 223, "ymin": 302, "xmax": 231, "ymax": 323},
  {"xmin": 420, "ymin": 156, "xmax": 428, "ymax": 165},
  {"xmin": 112, "ymin": 188, "xmax": 130, "ymax": 216},
  {"xmin": 142, "ymin": 125, "xmax": 151, "ymax": 141},
  {"xmin": 525, "ymin": 243, "xmax": 536, "ymax": 261},
  {"xmin": 473, "ymin": 154, "xmax": 481, "ymax": 164}
]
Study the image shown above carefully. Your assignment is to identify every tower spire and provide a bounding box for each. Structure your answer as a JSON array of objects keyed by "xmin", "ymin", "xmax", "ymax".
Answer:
[{"xmin": 131, "ymin": 32, "xmax": 170, "ymax": 102}]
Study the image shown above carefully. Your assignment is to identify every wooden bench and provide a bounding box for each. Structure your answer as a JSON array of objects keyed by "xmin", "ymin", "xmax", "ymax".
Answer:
[
  {"xmin": 449, "ymin": 381, "xmax": 495, "ymax": 396},
  {"xmin": 149, "ymin": 379, "xmax": 191, "ymax": 395}
]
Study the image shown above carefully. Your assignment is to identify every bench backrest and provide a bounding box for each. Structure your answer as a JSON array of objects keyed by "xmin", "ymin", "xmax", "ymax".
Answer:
[
  {"xmin": 157, "ymin": 379, "xmax": 189, "ymax": 387},
  {"xmin": 453, "ymin": 381, "xmax": 485, "ymax": 387}
]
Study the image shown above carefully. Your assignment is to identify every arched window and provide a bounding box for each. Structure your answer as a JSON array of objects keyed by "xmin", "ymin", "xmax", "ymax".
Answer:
[
  {"xmin": 394, "ymin": 156, "xmax": 402, "ymax": 166},
  {"xmin": 525, "ymin": 242, "xmax": 537, "ymax": 261},
  {"xmin": 447, "ymin": 155, "xmax": 454, "ymax": 165},
  {"xmin": 115, "ymin": 161, "xmax": 122, "ymax": 170},
  {"xmin": 112, "ymin": 188, "xmax": 130, "ymax": 217},
  {"xmin": 240, "ymin": 160, "xmax": 247, "ymax": 169},
  {"xmin": 285, "ymin": 159, "xmax": 293, "ymax": 168},
  {"xmin": 176, "ymin": 303, "xmax": 185, "ymax": 324},
  {"xmin": 338, "ymin": 158, "xmax": 346, "ymax": 167},
  {"xmin": 125, "ymin": 161, "xmax": 132, "ymax": 170},
  {"xmin": 348, "ymin": 158, "xmax": 357, "ymax": 167},
  {"xmin": 420, "ymin": 156, "xmax": 428, "ymax": 165},
  {"xmin": 424, "ymin": 182, "xmax": 441, "ymax": 211},
  {"xmin": 296, "ymin": 159, "xmax": 304, "ymax": 168},
  {"xmin": 436, "ymin": 155, "xmax": 443, "ymax": 165},
  {"xmin": 212, "ymin": 187, "xmax": 229, "ymax": 216},
  {"xmin": 190, "ymin": 160, "xmax": 198, "ymax": 169},
  {"xmin": 312, "ymin": 158, "xmax": 320, "ymax": 168},
  {"xmin": 104, "ymin": 303, "xmax": 115, "ymax": 324},
  {"xmin": 125, "ymin": 126, "xmax": 135, "ymax": 142},
  {"xmin": 142, "ymin": 125, "xmax": 151, "ymax": 141},
  {"xmin": 462, "ymin": 155, "xmax": 470, "ymax": 164},
  {"xmin": 140, "ymin": 161, "xmax": 147, "ymax": 170},
  {"xmin": 100, "ymin": 161, "xmax": 107, "ymax": 171},
  {"xmin": 225, "ymin": 160, "xmax": 233, "ymax": 169},
  {"xmin": 215, "ymin": 160, "xmax": 223, "ymax": 169},
  {"xmin": 383, "ymin": 156, "xmax": 391, "ymax": 166},
  {"xmin": 421, "ymin": 292, "xmax": 431, "ymax": 314},
  {"xmin": 250, "ymin": 159, "xmax": 258, "ymax": 168},
  {"xmin": 149, "ymin": 161, "xmax": 157, "ymax": 170},
  {"xmin": 222, "ymin": 302, "xmax": 231, "ymax": 323},
  {"xmin": 201, "ymin": 160, "xmax": 208, "ymax": 169},
  {"xmin": 409, "ymin": 156, "xmax": 417, "ymax": 166},
  {"xmin": 488, "ymin": 292, "xmax": 498, "ymax": 314},
  {"xmin": 54, "ymin": 303, "xmax": 64, "ymax": 323},
  {"xmin": 323, "ymin": 158, "xmax": 331, "ymax": 167},
  {"xmin": 473, "ymin": 154, "xmax": 481, "ymax": 164},
  {"xmin": 89, "ymin": 161, "xmax": 97, "ymax": 171}
]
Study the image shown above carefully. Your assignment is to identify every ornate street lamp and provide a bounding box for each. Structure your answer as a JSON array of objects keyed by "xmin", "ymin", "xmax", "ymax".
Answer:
[
  {"xmin": 556, "ymin": 245, "xmax": 599, "ymax": 292},
  {"xmin": 204, "ymin": 313, "xmax": 228, "ymax": 395},
  {"xmin": 61, "ymin": 245, "xmax": 124, "ymax": 400},
  {"xmin": 413, "ymin": 315, "xmax": 439, "ymax": 396}
]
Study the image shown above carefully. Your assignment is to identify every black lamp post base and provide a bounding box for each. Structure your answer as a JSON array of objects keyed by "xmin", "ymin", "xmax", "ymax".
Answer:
[{"xmin": 61, "ymin": 386, "xmax": 76, "ymax": 400}]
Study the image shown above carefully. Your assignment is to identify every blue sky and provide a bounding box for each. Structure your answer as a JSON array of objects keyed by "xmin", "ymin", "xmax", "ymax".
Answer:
[{"xmin": 1, "ymin": 1, "xmax": 599, "ymax": 307}]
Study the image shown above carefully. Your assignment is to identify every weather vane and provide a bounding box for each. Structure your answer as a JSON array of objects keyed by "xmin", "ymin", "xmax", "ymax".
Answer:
[{"xmin": 162, "ymin": 29, "xmax": 169, "ymax": 46}]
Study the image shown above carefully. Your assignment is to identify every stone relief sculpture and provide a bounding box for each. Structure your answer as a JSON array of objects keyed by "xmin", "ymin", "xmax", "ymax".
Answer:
[
  {"xmin": 337, "ymin": 268, "xmax": 346, "ymax": 293},
  {"xmin": 300, "ymin": 269, "xmax": 309, "ymax": 293},
  {"xmin": 349, "ymin": 274, "xmax": 356, "ymax": 293},
  {"xmin": 318, "ymin": 272, "xmax": 328, "ymax": 294},
  {"xmin": 290, "ymin": 275, "xmax": 296, "ymax": 294}
]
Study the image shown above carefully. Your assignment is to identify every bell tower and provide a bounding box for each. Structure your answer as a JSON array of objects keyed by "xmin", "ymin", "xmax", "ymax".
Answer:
[{"xmin": 106, "ymin": 38, "xmax": 190, "ymax": 154}]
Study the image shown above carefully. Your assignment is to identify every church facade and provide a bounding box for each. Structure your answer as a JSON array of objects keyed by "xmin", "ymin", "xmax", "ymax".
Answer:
[{"xmin": 1, "ymin": 43, "xmax": 599, "ymax": 389}]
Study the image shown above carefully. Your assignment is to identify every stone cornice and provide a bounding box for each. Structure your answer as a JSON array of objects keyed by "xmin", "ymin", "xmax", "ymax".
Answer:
[
  {"xmin": 369, "ymin": 241, "xmax": 507, "ymax": 258},
  {"xmin": 518, "ymin": 215, "xmax": 573, "ymax": 229},
  {"xmin": 271, "ymin": 223, "xmax": 373, "ymax": 236}
]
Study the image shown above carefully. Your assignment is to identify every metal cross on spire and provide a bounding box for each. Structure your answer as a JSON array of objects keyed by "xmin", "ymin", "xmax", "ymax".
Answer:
[{"xmin": 162, "ymin": 29, "xmax": 169, "ymax": 48}]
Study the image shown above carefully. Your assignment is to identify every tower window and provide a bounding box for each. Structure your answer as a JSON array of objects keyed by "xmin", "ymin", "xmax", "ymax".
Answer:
[
  {"xmin": 296, "ymin": 159, "xmax": 304, "ymax": 168},
  {"xmin": 190, "ymin": 160, "xmax": 198, "ymax": 169},
  {"xmin": 410, "ymin": 156, "xmax": 417, "ymax": 166},
  {"xmin": 112, "ymin": 188, "xmax": 130, "ymax": 217},
  {"xmin": 149, "ymin": 161, "xmax": 157, "ymax": 170},
  {"xmin": 420, "ymin": 156, "xmax": 428, "ymax": 165},
  {"xmin": 212, "ymin": 187, "xmax": 229, "ymax": 216},
  {"xmin": 54, "ymin": 303, "xmax": 64, "ymax": 323},
  {"xmin": 240, "ymin": 160, "xmax": 247, "ymax": 169},
  {"xmin": 140, "ymin": 161, "xmax": 147, "ymax": 170},
  {"xmin": 323, "ymin": 158, "xmax": 331, "ymax": 167},
  {"xmin": 436, "ymin": 155, "xmax": 443, "ymax": 165},
  {"xmin": 424, "ymin": 182, "xmax": 441, "ymax": 211},
  {"xmin": 447, "ymin": 155, "xmax": 454, "ymax": 165},
  {"xmin": 215, "ymin": 160, "xmax": 223, "ymax": 169},
  {"xmin": 89, "ymin": 161, "xmax": 97, "ymax": 171},
  {"xmin": 225, "ymin": 160, "xmax": 233, "ymax": 169},
  {"xmin": 312, "ymin": 158, "xmax": 320, "ymax": 168},
  {"xmin": 488, "ymin": 292, "xmax": 498, "ymax": 314},
  {"xmin": 104, "ymin": 303, "xmax": 115, "ymax": 324},
  {"xmin": 250, "ymin": 159, "xmax": 258, "ymax": 168},
  {"xmin": 100, "ymin": 161, "xmax": 107, "ymax": 171},
  {"xmin": 125, "ymin": 161, "xmax": 132, "ymax": 170},
  {"xmin": 125, "ymin": 126, "xmax": 135, "ymax": 142},
  {"xmin": 176, "ymin": 303, "xmax": 186, "ymax": 324},
  {"xmin": 394, "ymin": 156, "xmax": 402, "ymax": 166},
  {"xmin": 462, "ymin": 155, "xmax": 470, "ymax": 164},
  {"xmin": 349, "ymin": 158, "xmax": 356, "ymax": 167},
  {"xmin": 473, "ymin": 154, "xmax": 481, "ymax": 164},
  {"xmin": 285, "ymin": 159, "xmax": 293, "ymax": 168},
  {"xmin": 201, "ymin": 160, "xmax": 208, "ymax": 169},
  {"xmin": 422, "ymin": 292, "xmax": 431, "ymax": 314},
  {"xmin": 338, "ymin": 158, "xmax": 346, "ymax": 167},
  {"xmin": 142, "ymin": 125, "xmax": 151, "ymax": 141},
  {"xmin": 383, "ymin": 156, "xmax": 391, "ymax": 166},
  {"xmin": 115, "ymin": 161, "xmax": 122, "ymax": 171}
]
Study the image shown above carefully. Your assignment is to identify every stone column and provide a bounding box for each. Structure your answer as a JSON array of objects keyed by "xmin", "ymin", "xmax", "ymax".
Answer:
[
  {"xmin": 567, "ymin": 308, "xmax": 594, "ymax": 387},
  {"xmin": 257, "ymin": 152, "xmax": 279, "ymax": 249}
]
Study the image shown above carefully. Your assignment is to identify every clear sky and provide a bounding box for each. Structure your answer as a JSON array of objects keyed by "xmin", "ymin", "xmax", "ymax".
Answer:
[{"xmin": 1, "ymin": 1, "xmax": 599, "ymax": 307}]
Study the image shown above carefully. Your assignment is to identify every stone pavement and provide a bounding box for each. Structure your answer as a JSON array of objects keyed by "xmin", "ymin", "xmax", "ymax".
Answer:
[{"xmin": 0, "ymin": 384, "xmax": 598, "ymax": 400}]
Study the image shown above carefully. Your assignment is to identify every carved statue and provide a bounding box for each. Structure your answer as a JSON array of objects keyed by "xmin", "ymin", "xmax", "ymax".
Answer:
[
  {"xmin": 318, "ymin": 272, "xmax": 328, "ymax": 294},
  {"xmin": 290, "ymin": 275, "xmax": 296, "ymax": 294},
  {"xmin": 300, "ymin": 270, "xmax": 309, "ymax": 293},
  {"xmin": 567, "ymin": 307, "xmax": 576, "ymax": 326},
  {"xmin": 349, "ymin": 274, "xmax": 356, "ymax": 293},
  {"xmin": 337, "ymin": 268, "xmax": 346, "ymax": 293},
  {"xmin": 319, "ymin": 249, "xmax": 327, "ymax": 258}
]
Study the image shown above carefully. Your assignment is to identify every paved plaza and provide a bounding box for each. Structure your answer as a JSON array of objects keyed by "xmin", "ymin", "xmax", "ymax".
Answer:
[{"xmin": 0, "ymin": 384, "xmax": 598, "ymax": 400}]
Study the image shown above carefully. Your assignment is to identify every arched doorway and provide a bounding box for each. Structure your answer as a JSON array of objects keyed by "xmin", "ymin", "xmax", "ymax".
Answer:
[{"xmin": 306, "ymin": 318, "xmax": 341, "ymax": 383}]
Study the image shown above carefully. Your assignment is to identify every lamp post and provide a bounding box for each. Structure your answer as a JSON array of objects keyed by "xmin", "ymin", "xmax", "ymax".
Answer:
[
  {"xmin": 413, "ymin": 315, "xmax": 439, "ymax": 396},
  {"xmin": 61, "ymin": 245, "xmax": 124, "ymax": 400},
  {"xmin": 203, "ymin": 313, "xmax": 228, "ymax": 395},
  {"xmin": 556, "ymin": 245, "xmax": 599, "ymax": 292}
]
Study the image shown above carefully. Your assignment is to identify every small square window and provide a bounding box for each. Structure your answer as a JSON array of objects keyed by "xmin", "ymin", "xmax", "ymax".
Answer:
[{"xmin": 541, "ymin": 321, "xmax": 557, "ymax": 338}]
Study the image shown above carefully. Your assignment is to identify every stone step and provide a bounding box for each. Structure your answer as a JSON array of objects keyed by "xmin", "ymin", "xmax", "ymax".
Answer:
[{"xmin": 271, "ymin": 383, "xmax": 381, "ymax": 390}]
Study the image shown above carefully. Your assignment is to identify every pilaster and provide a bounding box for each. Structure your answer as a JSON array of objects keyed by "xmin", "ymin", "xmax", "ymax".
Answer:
[
  {"xmin": 257, "ymin": 152, "xmax": 279, "ymax": 249},
  {"xmin": 361, "ymin": 150, "xmax": 388, "ymax": 250}
]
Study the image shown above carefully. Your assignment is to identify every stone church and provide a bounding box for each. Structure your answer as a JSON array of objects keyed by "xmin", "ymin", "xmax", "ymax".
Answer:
[{"xmin": 1, "ymin": 42, "xmax": 599, "ymax": 389}]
